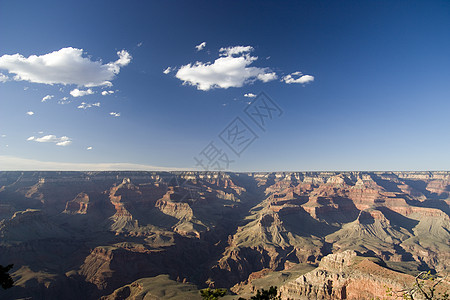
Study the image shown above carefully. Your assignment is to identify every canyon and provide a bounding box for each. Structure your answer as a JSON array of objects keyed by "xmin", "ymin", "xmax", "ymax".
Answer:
[{"xmin": 0, "ymin": 171, "xmax": 449, "ymax": 299}]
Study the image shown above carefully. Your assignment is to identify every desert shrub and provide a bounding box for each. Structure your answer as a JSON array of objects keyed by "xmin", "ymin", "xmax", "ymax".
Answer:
[{"xmin": 200, "ymin": 287, "xmax": 227, "ymax": 300}]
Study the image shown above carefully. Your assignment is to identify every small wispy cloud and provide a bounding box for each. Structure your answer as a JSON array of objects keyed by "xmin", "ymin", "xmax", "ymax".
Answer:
[
  {"xmin": 101, "ymin": 90, "xmax": 114, "ymax": 96},
  {"xmin": 77, "ymin": 102, "xmax": 100, "ymax": 109},
  {"xmin": 163, "ymin": 67, "xmax": 173, "ymax": 74},
  {"xmin": 26, "ymin": 111, "xmax": 34, "ymax": 116},
  {"xmin": 110, "ymin": 112, "xmax": 120, "ymax": 117},
  {"xmin": 257, "ymin": 72, "xmax": 277, "ymax": 82},
  {"xmin": 219, "ymin": 46, "xmax": 253, "ymax": 56},
  {"xmin": 41, "ymin": 95, "xmax": 54, "ymax": 102},
  {"xmin": 27, "ymin": 135, "xmax": 72, "ymax": 146},
  {"xmin": 195, "ymin": 42, "xmax": 206, "ymax": 51},
  {"xmin": 58, "ymin": 97, "xmax": 70, "ymax": 105},
  {"xmin": 87, "ymin": 146, "xmax": 93, "ymax": 150},
  {"xmin": 282, "ymin": 71, "xmax": 314, "ymax": 84},
  {"xmin": 0, "ymin": 72, "xmax": 8, "ymax": 83},
  {"xmin": 137, "ymin": 42, "xmax": 143, "ymax": 47},
  {"xmin": 244, "ymin": 93, "xmax": 256, "ymax": 98},
  {"xmin": 70, "ymin": 88, "xmax": 94, "ymax": 97}
]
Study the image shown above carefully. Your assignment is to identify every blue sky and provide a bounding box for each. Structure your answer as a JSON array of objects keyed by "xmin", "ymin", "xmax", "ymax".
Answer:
[{"xmin": 1, "ymin": 0, "xmax": 449, "ymax": 171}]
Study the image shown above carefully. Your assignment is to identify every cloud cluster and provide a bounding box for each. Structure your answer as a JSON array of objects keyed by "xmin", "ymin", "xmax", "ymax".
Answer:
[
  {"xmin": 70, "ymin": 88, "xmax": 94, "ymax": 97},
  {"xmin": 110, "ymin": 112, "xmax": 120, "ymax": 117},
  {"xmin": 101, "ymin": 90, "xmax": 114, "ymax": 96},
  {"xmin": 174, "ymin": 46, "xmax": 277, "ymax": 91},
  {"xmin": 27, "ymin": 135, "xmax": 72, "ymax": 146},
  {"xmin": 78, "ymin": 102, "xmax": 100, "ymax": 109},
  {"xmin": 195, "ymin": 42, "xmax": 206, "ymax": 51},
  {"xmin": 244, "ymin": 93, "xmax": 256, "ymax": 98},
  {"xmin": 41, "ymin": 94, "xmax": 54, "ymax": 102},
  {"xmin": 282, "ymin": 71, "xmax": 314, "ymax": 84},
  {"xmin": 0, "ymin": 47, "xmax": 132, "ymax": 87}
]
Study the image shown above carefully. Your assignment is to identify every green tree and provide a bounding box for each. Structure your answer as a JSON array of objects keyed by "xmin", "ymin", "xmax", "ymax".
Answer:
[
  {"xmin": 200, "ymin": 288, "xmax": 227, "ymax": 300},
  {"xmin": 0, "ymin": 264, "xmax": 14, "ymax": 290},
  {"xmin": 238, "ymin": 286, "xmax": 281, "ymax": 300},
  {"xmin": 251, "ymin": 286, "xmax": 280, "ymax": 300}
]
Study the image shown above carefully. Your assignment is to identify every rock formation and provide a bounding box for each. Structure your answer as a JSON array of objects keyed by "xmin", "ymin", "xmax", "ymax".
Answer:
[{"xmin": 280, "ymin": 250, "xmax": 450, "ymax": 300}]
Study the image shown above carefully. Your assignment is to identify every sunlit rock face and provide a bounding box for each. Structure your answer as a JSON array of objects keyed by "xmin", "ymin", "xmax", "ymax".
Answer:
[
  {"xmin": 0, "ymin": 171, "xmax": 449, "ymax": 299},
  {"xmin": 279, "ymin": 250, "xmax": 450, "ymax": 300}
]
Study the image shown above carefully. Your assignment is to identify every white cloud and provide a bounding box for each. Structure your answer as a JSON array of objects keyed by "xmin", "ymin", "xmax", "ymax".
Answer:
[
  {"xmin": 0, "ymin": 47, "xmax": 132, "ymax": 87},
  {"xmin": 0, "ymin": 72, "xmax": 8, "ymax": 82},
  {"xmin": 282, "ymin": 71, "xmax": 314, "ymax": 84},
  {"xmin": 163, "ymin": 67, "xmax": 173, "ymax": 74},
  {"xmin": 78, "ymin": 102, "xmax": 100, "ymax": 109},
  {"xmin": 0, "ymin": 155, "xmax": 182, "ymax": 171},
  {"xmin": 175, "ymin": 45, "xmax": 277, "ymax": 91},
  {"xmin": 244, "ymin": 93, "xmax": 256, "ymax": 98},
  {"xmin": 195, "ymin": 42, "xmax": 206, "ymax": 51},
  {"xmin": 87, "ymin": 146, "xmax": 93, "ymax": 150},
  {"xmin": 1, "ymin": 134, "xmax": 6, "ymax": 138},
  {"xmin": 137, "ymin": 42, "xmax": 143, "ymax": 47},
  {"xmin": 113, "ymin": 50, "xmax": 132, "ymax": 68},
  {"xmin": 110, "ymin": 112, "xmax": 120, "ymax": 117},
  {"xmin": 101, "ymin": 90, "xmax": 114, "ymax": 96},
  {"xmin": 41, "ymin": 94, "xmax": 54, "ymax": 102},
  {"xmin": 219, "ymin": 46, "xmax": 254, "ymax": 56},
  {"xmin": 27, "ymin": 135, "xmax": 72, "ymax": 146},
  {"xmin": 257, "ymin": 72, "xmax": 277, "ymax": 82},
  {"xmin": 70, "ymin": 88, "xmax": 94, "ymax": 97},
  {"xmin": 26, "ymin": 111, "xmax": 34, "ymax": 116}
]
